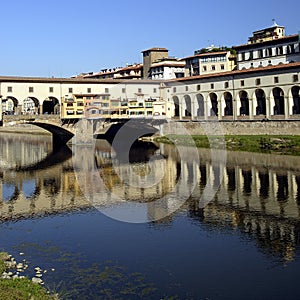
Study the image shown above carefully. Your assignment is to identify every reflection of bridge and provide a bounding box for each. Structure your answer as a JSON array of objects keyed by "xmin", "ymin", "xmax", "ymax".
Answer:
[{"xmin": 1, "ymin": 138, "xmax": 300, "ymax": 260}]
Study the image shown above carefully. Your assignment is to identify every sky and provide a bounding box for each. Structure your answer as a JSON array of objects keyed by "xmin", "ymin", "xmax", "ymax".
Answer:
[{"xmin": 0, "ymin": 0, "xmax": 299, "ymax": 78}]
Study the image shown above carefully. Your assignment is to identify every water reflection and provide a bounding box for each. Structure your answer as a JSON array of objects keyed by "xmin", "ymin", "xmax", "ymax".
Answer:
[{"xmin": 1, "ymin": 133, "xmax": 300, "ymax": 263}]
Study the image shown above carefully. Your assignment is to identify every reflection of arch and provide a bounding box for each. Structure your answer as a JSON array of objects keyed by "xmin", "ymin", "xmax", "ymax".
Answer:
[
  {"xmin": 195, "ymin": 94, "xmax": 204, "ymax": 117},
  {"xmin": 43, "ymin": 177, "xmax": 61, "ymax": 195},
  {"xmin": 209, "ymin": 93, "xmax": 218, "ymax": 116},
  {"xmin": 239, "ymin": 90, "xmax": 249, "ymax": 116},
  {"xmin": 183, "ymin": 95, "xmax": 191, "ymax": 117},
  {"xmin": 223, "ymin": 92, "xmax": 233, "ymax": 116},
  {"xmin": 172, "ymin": 96, "xmax": 180, "ymax": 117},
  {"xmin": 2, "ymin": 183, "xmax": 19, "ymax": 202},
  {"xmin": 291, "ymin": 86, "xmax": 300, "ymax": 114},
  {"xmin": 255, "ymin": 89, "xmax": 266, "ymax": 115},
  {"xmin": 43, "ymin": 97, "xmax": 59, "ymax": 114},
  {"xmin": 23, "ymin": 97, "xmax": 39, "ymax": 114},
  {"xmin": 22, "ymin": 179, "xmax": 40, "ymax": 199},
  {"xmin": 272, "ymin": 87, "xmax": 284, "ymax": 115}
]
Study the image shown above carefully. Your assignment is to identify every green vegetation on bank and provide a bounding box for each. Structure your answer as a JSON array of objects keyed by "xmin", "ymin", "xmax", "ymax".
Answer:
[
  {"xmin": 154, "ymin": 135, "xmax": 300, "ymax": 155},
  {"xmin": 0, "ymin": 252, "xmax": 58, "ymax": 300}
]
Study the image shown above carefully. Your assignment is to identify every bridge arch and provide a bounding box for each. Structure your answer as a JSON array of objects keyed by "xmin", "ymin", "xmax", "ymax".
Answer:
[
  {"xmin": 5, "ymin": 96, "xmax": 19, "ymax": 115},
  {"xmin": 22, "ymin": 97, "xmax": 39, "ymax": 115},
  {"xmin": 42, "ymin": 97, "xmax": 60, "ymax": 115}
]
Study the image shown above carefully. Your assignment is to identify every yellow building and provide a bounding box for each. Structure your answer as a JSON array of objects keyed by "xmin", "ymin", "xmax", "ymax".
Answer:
[
  {"xmin": 248, "ymin": 21, "xmax": 285, "ymax": 44},
  {"xmin": 183, "ymin": 49, "xmax": 236, "ymax": 77}
]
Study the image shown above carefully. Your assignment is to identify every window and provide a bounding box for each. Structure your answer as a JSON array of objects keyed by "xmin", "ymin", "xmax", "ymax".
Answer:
[
  {"xmin": 153, "ymin": 88, "xmax": 157, "ymax": 93},
  {"xmin": 274, "ymin": 76, "xmax": 279, "ymax": 84},
  {"xmin": 240, "ymin": 80, "xmax": 245, "ymax": 87},
  {"xmin": 7, "ymin": 86, "xmax": 12, "ymax": 92},
  {"xmin": 49, "ymin": 87, "xmax": 54, "ymax": 93},
  {"xmin": 224, "ymin": 82, "xmax": 229, "ymax": 89},
  {"xmin": 221, "ymin": 64, "xmax": 225, "ymax": 70},
  {"xmin": 68, "ymin": 88, "xmax": 73, "ymax": 93},
  {"xmin": 267, "ymin": 48, "xmax": 273, "ymax": 56},
  {"xmin": 138, "ymin": 88, "xmax": 142, "ymax": 93},
  {"xmin": 211, "ymin": 65, "xmax": 216, "ymax": 71},
  {"xmin": 29, "ymin": 87, "xmax": 34, "ymax": 93},
  {"xmin": 185, "ymin": 86, "xmax": 188, "ymax": 92},
  {"xmin": 105, "ymin": 88, "xmax": 109, "ymax": 93},
  {"xmin": 255, "ymin": 78, "xmax": 261, "ymax": 85},
  {"xmin": 203, "ymin": 66, "xmax": 207, "ymax": 72},
  {"xmin": 87, "ymin": 88, "xmax": 91, "ymax": 93},
  {"xmin": 173, "ymin": 87, "xmax": 176, "ymax": 93},
  {"xmin": 122, "ymin": 88, "xmax": 126, "ymax": 93},
  {"xmin": 293, "ymin": 74, "xmax": 298, "ymax": 82},
  {"xmin": 197, "ymin": 84, "xmax": 200, "ymax": 91},
  {"xmin": 210, "ymin": 83, "xmax": 214, "ymax": 89}
]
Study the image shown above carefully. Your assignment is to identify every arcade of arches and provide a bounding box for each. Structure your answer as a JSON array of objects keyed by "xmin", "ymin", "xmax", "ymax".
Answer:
[
  {"xmin": 172, "ymin": 85, "xmax": 300, "ymax": 119},
  {"xmin": 2, "ymin": 97, "xmax": 60, "ymax": 115}
]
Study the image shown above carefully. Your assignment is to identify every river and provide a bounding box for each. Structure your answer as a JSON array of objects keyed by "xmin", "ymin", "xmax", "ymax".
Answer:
[{"xmin": 1, "ymin": 132, "xmax": 300, "ymax": 299}]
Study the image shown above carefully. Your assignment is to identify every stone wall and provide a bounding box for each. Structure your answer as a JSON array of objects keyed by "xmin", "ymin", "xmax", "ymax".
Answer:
[{"xmin": 161, "ymin": 120, "xmax": 300, "ymax": 136}]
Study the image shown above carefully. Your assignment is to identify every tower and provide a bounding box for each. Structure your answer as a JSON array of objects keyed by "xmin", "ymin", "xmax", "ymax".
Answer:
[{"xmin": 142, "ymin": 47, "xmax": 169, "ymax": 79}]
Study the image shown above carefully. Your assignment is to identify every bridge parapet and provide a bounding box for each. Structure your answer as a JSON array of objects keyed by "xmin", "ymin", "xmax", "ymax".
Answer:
[{"xmin": 3, "ymin": 114, "xmax": 61, "ymax": 124}]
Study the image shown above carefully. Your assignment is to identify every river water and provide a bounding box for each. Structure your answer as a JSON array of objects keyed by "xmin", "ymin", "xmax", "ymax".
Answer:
[{"xmin": 1, "ymin": 132, "xmax": 300, "ymax": 299}]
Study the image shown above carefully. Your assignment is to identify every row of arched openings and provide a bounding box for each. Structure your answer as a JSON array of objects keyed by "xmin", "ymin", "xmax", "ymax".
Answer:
[
  {"xmin": 173, "ymin": 86, "xmax": 300, "ymax": 117},
  {"xmin": 3, "ymin": 97, "xmax": 60, "ymax": 115}
]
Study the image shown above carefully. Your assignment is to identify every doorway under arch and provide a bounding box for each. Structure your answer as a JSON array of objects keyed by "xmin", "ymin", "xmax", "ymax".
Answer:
[
  {"xmin": 272, "ymin": 87, "xmax": 285, "ymax": 115},
  {"xmin": 255, "ymin": 89, "xmax": 266, "ymax": 115},
  {"xmin": 196, "ymin": 94, "xmax": 205, "ymax": 117},
  {"xmin": 223, "ymin": 92, "xmax": 233, "ymax": 116},
  {"xmin": 239, "ymin": 90, "xmax": 249, "ymax": 116},
  {"xmin": 172, "ymin": 96, "xmax": 180, "ymax": 117},
  {"xmin": 209, "ymin": 93, "xmax": 218, "ymax": 116},
  {"xmin": 291, "ymin": 86, "xmax": 300, "ymax": 114}
]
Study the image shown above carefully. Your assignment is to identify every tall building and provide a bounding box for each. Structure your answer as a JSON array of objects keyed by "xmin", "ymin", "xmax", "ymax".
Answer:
[{"xmin": 142, "ymin": 47, "xmax": 169, "ymax": 79}]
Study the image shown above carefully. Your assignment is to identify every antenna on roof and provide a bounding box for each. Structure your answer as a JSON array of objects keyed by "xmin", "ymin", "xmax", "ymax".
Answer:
[{"xmin": 272, "ymin": 18, "xmax": 278, "ymax": 26}]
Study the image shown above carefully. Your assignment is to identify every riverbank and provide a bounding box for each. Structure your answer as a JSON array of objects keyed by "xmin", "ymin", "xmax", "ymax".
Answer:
[
  {"xmin": 154, "ymin": 135, "xmax": 300, "ymax": 156},
  {"xmin": 0, "ymin": 252, "xmax": 58, "ymax": 299}
]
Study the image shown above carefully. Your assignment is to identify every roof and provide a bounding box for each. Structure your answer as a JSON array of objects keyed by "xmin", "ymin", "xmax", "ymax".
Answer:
[
  {"xmin": 234, "ymin": 34, "xmax": 298, "ymax": 50},
  {"xmin": 141, "ymin": 47, "xmax": 168, "ymax": 53},
  {"xmin": 150, "ymin": 61, "xmax": 185, "ymax": 68},
  {"xmin": 181, "ymin": 51, "xmax": 229, "ymax": 61}
]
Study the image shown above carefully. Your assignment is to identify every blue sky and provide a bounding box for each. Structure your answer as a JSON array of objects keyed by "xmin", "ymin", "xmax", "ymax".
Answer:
[{"xmin": 1, "ymin": 0, "xmax": 299, "ymax": 77}]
